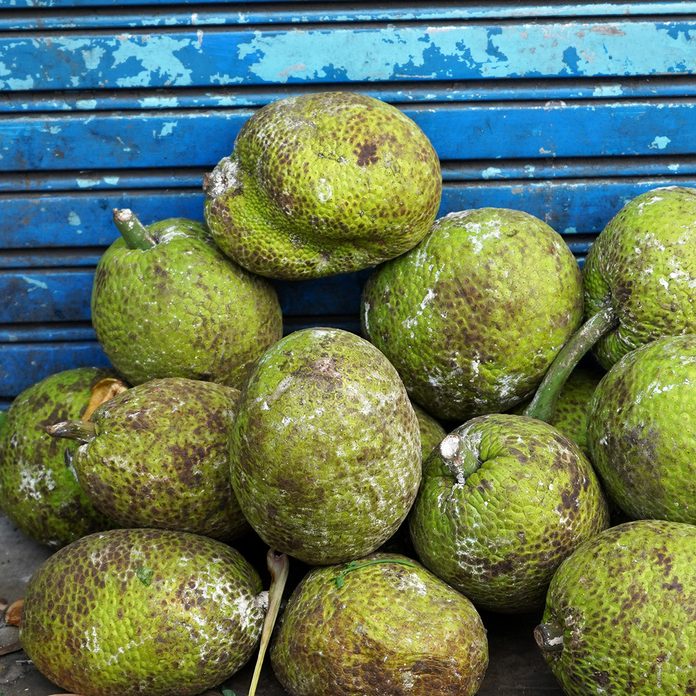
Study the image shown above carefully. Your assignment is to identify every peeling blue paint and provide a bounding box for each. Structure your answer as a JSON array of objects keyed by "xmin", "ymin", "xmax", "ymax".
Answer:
[
  {"xmin": 592, "ymin": 84, "xmax": 623, "ymax": 97},
  {"xmin": 1, "ymin": 21, "xmax": 695, "ymax": 90},
  {"xmin": 19, "ymin": 275, "xmax": 48, "ymax": 291},
  {"xmin": 649, "ymin": 135, "xmax": 672, "ymax": 150},
  {"xmin": 111, "ymin": 35, "xmax": 200, "ymax": 87}
]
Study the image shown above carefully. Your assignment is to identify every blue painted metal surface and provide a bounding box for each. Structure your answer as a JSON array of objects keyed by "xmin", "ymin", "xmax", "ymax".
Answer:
[
  {"xmin": 2, "ymin": 21, "xmax": 695, "ymax": 92},
  {"xmin": 1, "ymin": 5, "xmax": 696, "ymax": 405},
  {"xmin": 4, "ymin": 4, "xmax": 696, "ymax": 28},
  {"xmin": 4, "ymin": 101, "xmax": 696, "ymax": 171},
  {"xmin": 4, "ymin": 79, "xmax": 696, "ymax": 113},
  {"xmin": 2, "ymin": 178, "xmax": 692, "ymax": 252}
]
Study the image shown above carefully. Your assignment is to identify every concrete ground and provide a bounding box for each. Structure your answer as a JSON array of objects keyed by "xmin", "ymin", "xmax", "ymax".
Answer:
[{"xmin": 0, "ymin": 515, "xmax": 562, "ymax": 695}]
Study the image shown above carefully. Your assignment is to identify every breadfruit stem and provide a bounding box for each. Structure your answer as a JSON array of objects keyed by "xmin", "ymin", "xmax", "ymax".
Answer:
[
  {"xmin": 45, "ymin": 420, "xmax": 96, "ymax": 444},
  {"xmin": 248, "ymin": 550, "xmax": 289, "ymax": 696},
  {"xmin": 112, "ymin": 208, "xmax": 157, "ymax": 250},
  {"xmin": 534, "ymin": 621, "xmax": 565, "ymax": 654},
  {"xmin": 524, "ymin": 306, "xmax": 617, "ymax": 422}
]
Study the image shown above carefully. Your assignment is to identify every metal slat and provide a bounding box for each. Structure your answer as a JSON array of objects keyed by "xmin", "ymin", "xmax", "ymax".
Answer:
[
  {"xmin": 0, "ymin": 342, "xmax": 111, "ymax": 399},
  {"xmin": 0, "ymin": 242, "xmax": 591, "ymax": 323},
  {"xmin": 4, "ymin": 100, "xmax": 696, "ymax": 172},
  {"xmin": 2, "ymin": 177, "xmax": 692, "ymax": 251},
  {"xmin": 2, "ymin": 20, "xmax": 695, "ymax": 92},
  {"xmin": 3, "ymin": 1, "xmax": 695, "ymax": 15},
  {"xmin": 0, "ymin": 267, "xmax": 373, "ymax": 322},
  {"xmin": 6, "ymin": 77, "xmax": 696, "ymax": 113},
  {"xmin": 3, "ymin": 155, "xmax": 696, "ymax": 193}
]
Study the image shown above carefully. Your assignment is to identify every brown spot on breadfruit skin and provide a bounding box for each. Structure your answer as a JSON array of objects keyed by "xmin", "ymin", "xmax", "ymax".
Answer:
[{"xmin": 355, "ymin": 141, "xmax": 379, "ymax": 166}]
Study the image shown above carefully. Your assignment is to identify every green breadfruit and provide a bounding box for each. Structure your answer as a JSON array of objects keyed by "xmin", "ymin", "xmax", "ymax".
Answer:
[
  {"xmin": 362, "ymin": 208, "xmax": 583, "ymax": 421},
  {"xmin": 48, "ymin": 377, "xmax": 249, "ymax": 540},
  {"xmin": 204, "ymin": 92, "xmax": 442, "ymax": 280},
  {"xmin": 91, "ymin": 209, "xmax": 282, "ymax": 387},
  {"xmin": 536, "ymin": 520, "xmax": 696, "ymax": 695},
  {"xmin": 230, "ymin": 327, "xmax": 421, "ymax": 565},
  {"xmin": 21, "ymin": 528, "xmax": 267, "ymax": 696},
  {"xmin": 0, "ymin": 368, "xmax": 115, "ymax": 548},
  {"xmin": 410, "ymin": 414, "xmax": 609, "ymax": 613},
  {"xmin": 271, "ymin": 553, "xmax": 488, "ymax": 695},
  {"xmin": 587, "ymin": 334, "xmax": 696, "ymax": 523}
]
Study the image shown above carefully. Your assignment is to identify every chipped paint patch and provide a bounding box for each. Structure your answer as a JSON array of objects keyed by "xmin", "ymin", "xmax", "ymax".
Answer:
[
  {"xmin": 158, "ymin": 121, "xmax": 177, "ymax": 137},
  {"xmin": 112, "ymin": 35, "xmax": 200, "ymax": 87},
  {"xmin": 19, "ymin": 275, "xmax": 48, "ymax": 291},
  {"xmin": 592, "ymin": 84, "xmax": 623, "ymax": 97},
  {"xmin": 649, "ymin": 136, "xmax": 671, "ymax": 150}
]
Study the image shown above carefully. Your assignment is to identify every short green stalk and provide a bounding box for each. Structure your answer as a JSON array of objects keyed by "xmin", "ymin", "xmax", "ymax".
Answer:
[
  {"xmin": 534, "ymin": 621, "xmax": 565, "ymax": 654},
  {"xmin": 524, "ymin": 307, "xmax": 618, "ymax": 422},
  {"xmin": 44, "ymin": 420, "xmax": 96, "ymax": 444},
  {"xmin": 112, "ymin": 208, "xmax": 157, "ymax": 250},
  {"xmin": 247, "ymin": 550, "xmax": 289, "ymax": 696}
]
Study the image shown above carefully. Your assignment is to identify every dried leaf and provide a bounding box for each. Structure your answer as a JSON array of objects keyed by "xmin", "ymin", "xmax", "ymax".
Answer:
[
  {"xmin": 5, "ymin": 599, "xmax": 23, "ymax": 627},
  {"xmin": 82, "ymin": 378, "xmax": 128, "ymax": 422}
]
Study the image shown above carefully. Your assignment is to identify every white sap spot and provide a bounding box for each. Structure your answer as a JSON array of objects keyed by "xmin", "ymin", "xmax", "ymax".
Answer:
[
  {"xmin": 68, "ymin": 211, "xmax": 81, "ymax": 226},
  {"xmin": 658, "ymin": 278, "xmax": 669, "ymax": 290},
  {"xmin": 402, "ymin": 670, "xmax": 416, "ymax": 689},
  {"xmin": 395, "ymin": 572, "xmax": 428, "ymax": 596},
  {"xmin": 481, "ymin": 166, "xmax": 502, "ymax": 179},
  {"xmin": 316, "ymin": 178, "xmax": 333, "ymax": 202},
  {"xmin": 81, "ymin": 625, "xmax": 101, "ymax": 653},
  {"xmin": 208, "ymin": 157, "xmax": 239, "ymax": 198},
  {"xmin": 420, "ymin": 288, "xmax": 435, "ymax": 309},
  {"xmin": 362, "ymin": 301, "xmax": 370, "ymax": 333},
  {"xmin": 649, "ymin": 136, "xmax": 671, "ymax": 150},
  {"xmin": 440, "ymin": 434, "xmax": 459, "ymax": 460}
]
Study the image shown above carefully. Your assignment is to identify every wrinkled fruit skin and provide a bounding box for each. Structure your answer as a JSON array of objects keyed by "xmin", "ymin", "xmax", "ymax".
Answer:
[
  {"xmin": 21, "ymin": 528, "xmax": 266, "ymax": 696},
  {"xmin": 538, "ymin": 520, "xmax": 696, "ymax": 695},
  {"xmin": 92, "ymin": 217, "xmax": 282, "ymax": 387},
  {"xmin": 584, "ymin": 186, "xmax": 696, "ymax": 368},
  {"xmin": 0, "ymin": 368, "xmax": 113, "ymax": 548},
  {"xmin": 587, "ymin": 335, "xmax": 696, "ymax": 523},
  {"xmin": 204, "ymin": 92, "xmax": 441, "ymax": 279},
  {"xmin": 362, "ymin": 208, "xmax": 583, "ymax": 421},
  {"xmin": 513, "ymin": 362, "xmax": 605, "ymax": 454},
  {"xmin": 271, "ymin": 553, "xmax": 488, "ymax": 696},
  {"xmin": 413, "ymin": 403, "xmax": 446, "ymax": 463},
  {"xmin": 75, "ymin": 378, "xmax": 249, "ymax": 540},
  {"xmin": 230, "ymin": 327, "xmax": 422, "ymax": 565},
  {"xmin": 410, "ymin": 414, "xmax": 609, "ymax": 613}
]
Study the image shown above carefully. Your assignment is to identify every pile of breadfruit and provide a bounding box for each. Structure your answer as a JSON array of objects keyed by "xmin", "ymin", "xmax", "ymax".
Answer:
[{"xmin": 1, "ymin": 92, "xmax": 694, "ymax": 696}]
